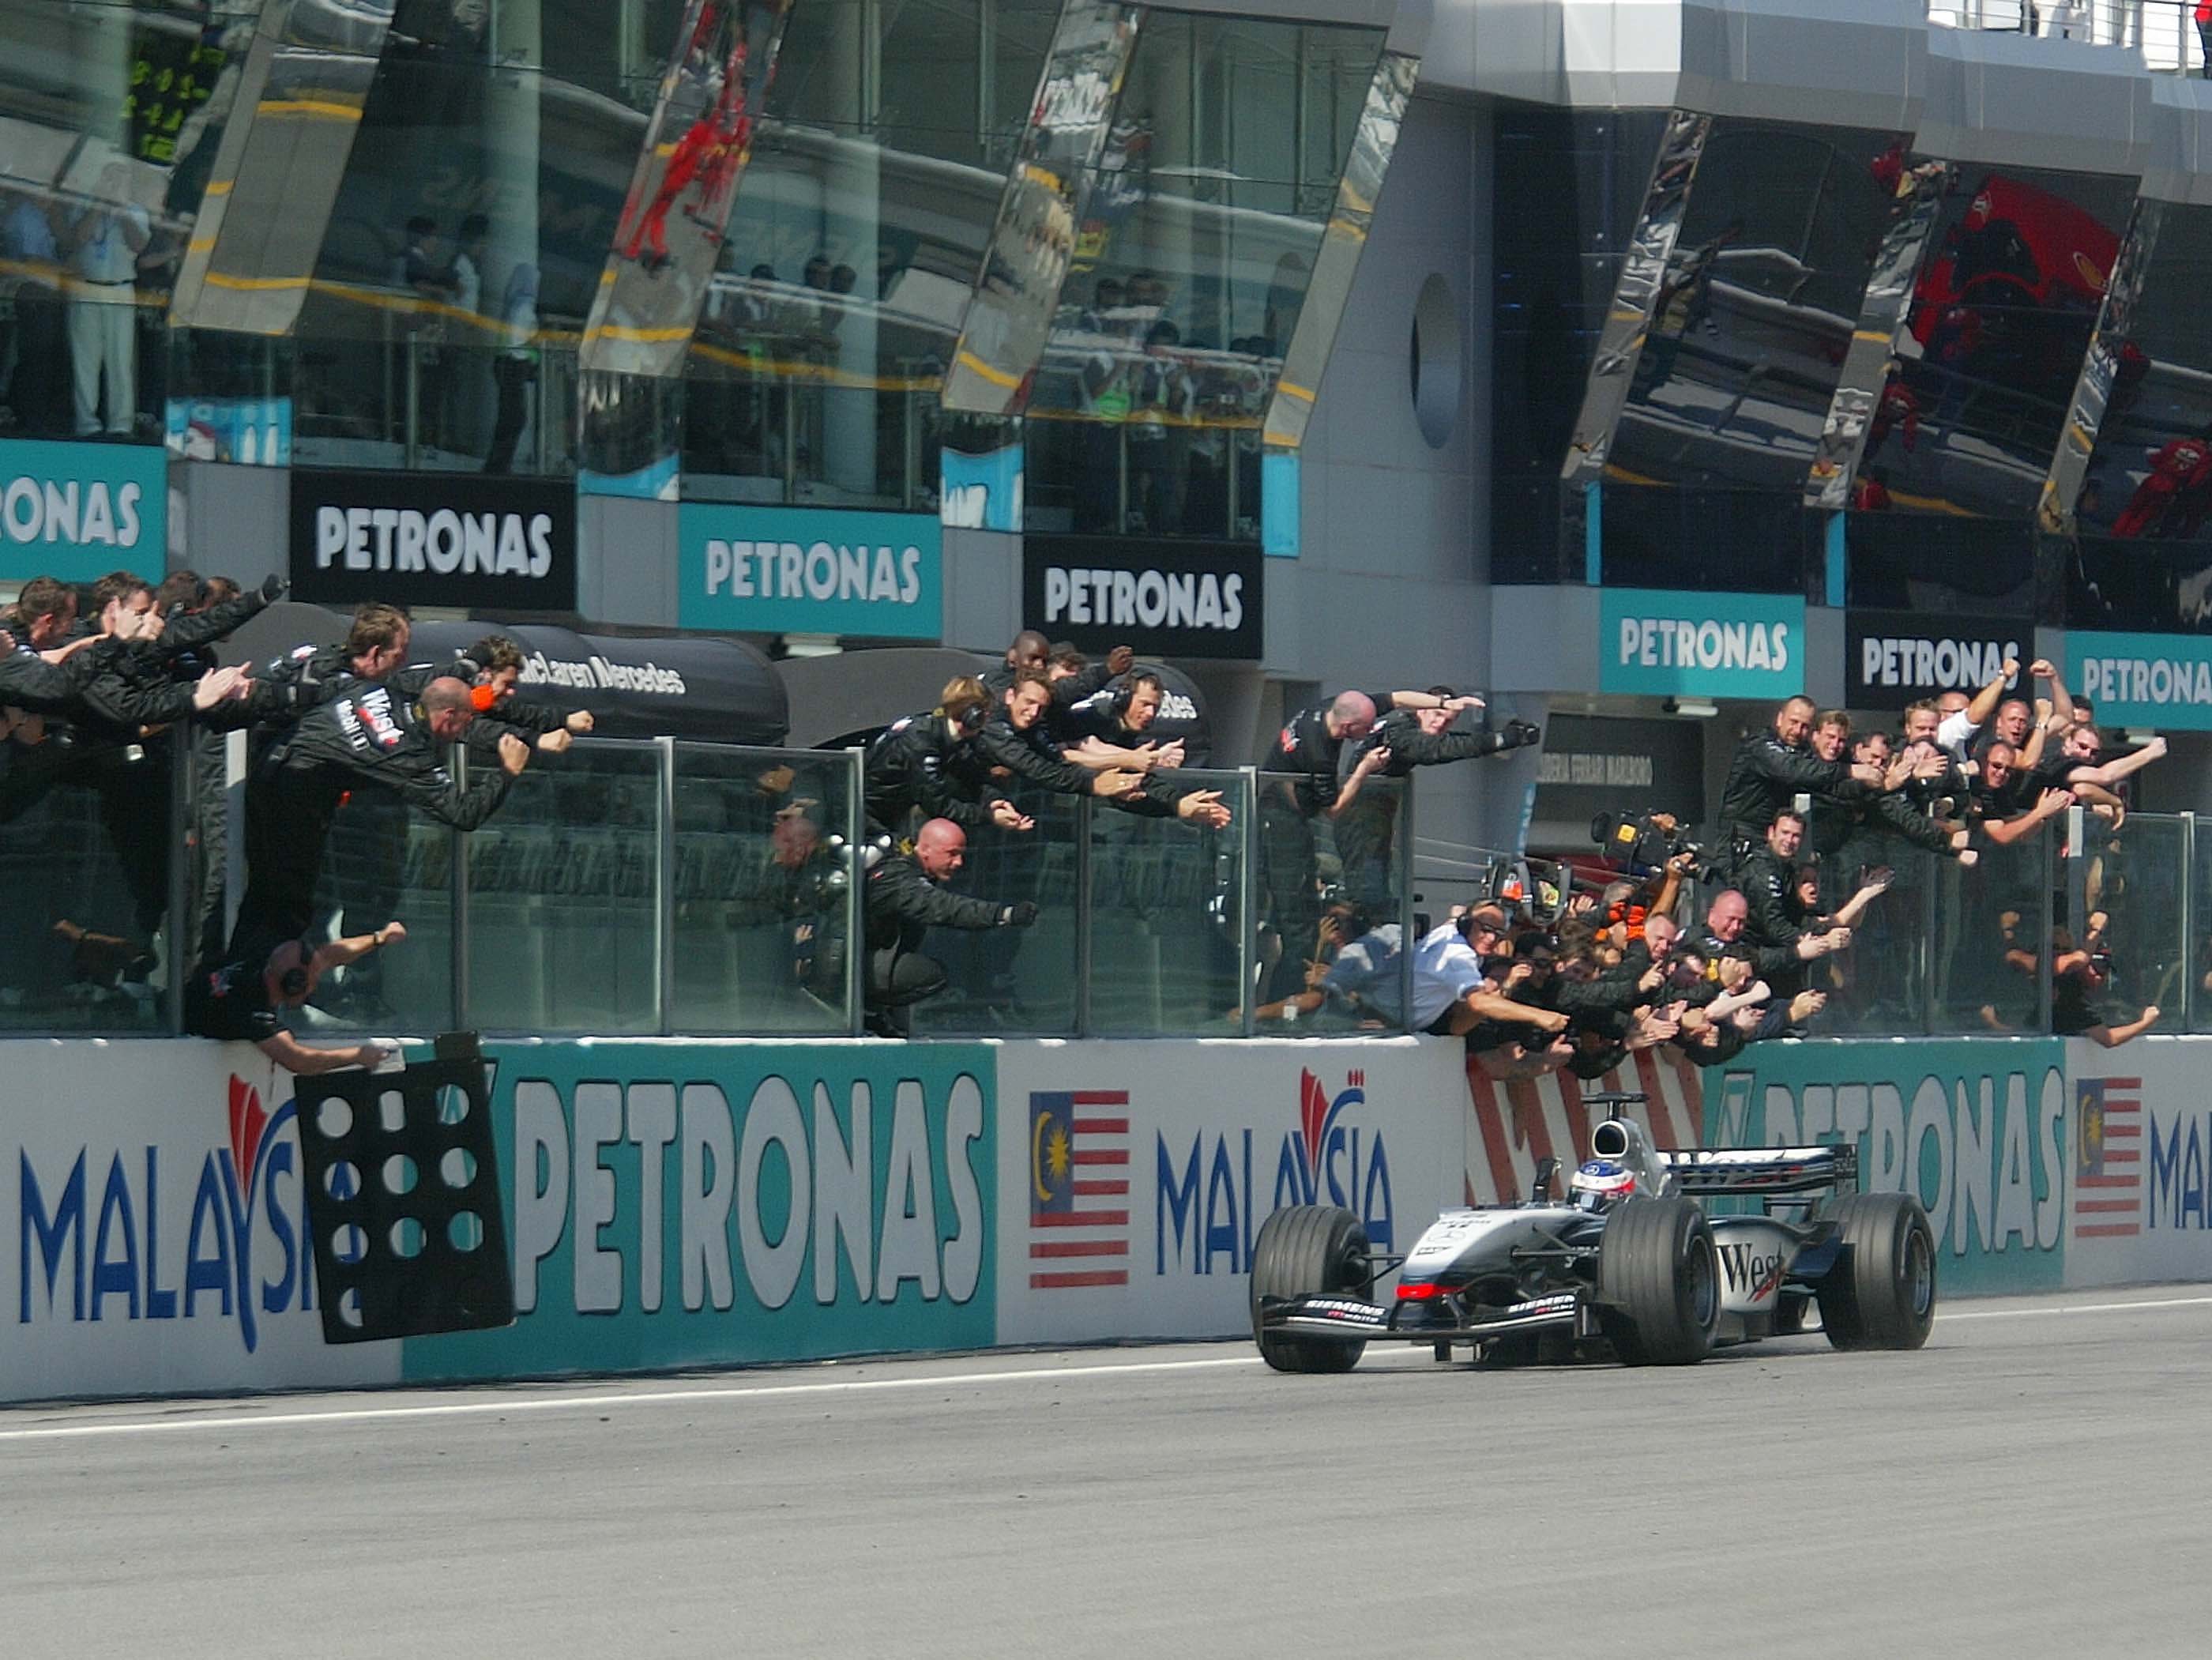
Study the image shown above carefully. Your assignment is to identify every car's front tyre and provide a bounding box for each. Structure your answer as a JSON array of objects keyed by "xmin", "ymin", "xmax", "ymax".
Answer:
[{"xmin": 1250, "ymin": 1205, "xmax": 1370, "ymax": 1374}]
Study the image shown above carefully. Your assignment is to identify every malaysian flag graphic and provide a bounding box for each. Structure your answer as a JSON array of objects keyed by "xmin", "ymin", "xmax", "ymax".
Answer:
[
  {"xmin": 2075, "ymin": 1076, "xmax": 2141, "ymax": 1239},
  {"xmin": 1029, "ymin": 1090, "xmax": 1130, "ymax": 1289}
]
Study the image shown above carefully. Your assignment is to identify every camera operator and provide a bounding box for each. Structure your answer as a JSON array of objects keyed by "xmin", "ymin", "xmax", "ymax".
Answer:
[
  {"xmin": 184, "ymin": 919, "xmax": 404, "ymax": 1073},
  {"xmin": 845, "ymin": 818, "xmax": 1039, "ymax": 1037},
  {"xmin": 230, "ymin": 676, "xmax": 529, "ymax": 948},
  {"xmin": 1715, "ymin": 694, "xmax": 1887, "ymax": 875}
]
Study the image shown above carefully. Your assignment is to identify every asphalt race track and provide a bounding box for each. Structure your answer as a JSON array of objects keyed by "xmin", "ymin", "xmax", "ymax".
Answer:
[{"xmin": 2, "ymin": 1288, "xmax": 2208, "ymax": 1659}]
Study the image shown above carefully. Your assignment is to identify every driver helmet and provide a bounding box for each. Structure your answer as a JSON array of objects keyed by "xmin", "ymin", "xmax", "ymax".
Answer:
[{"xmin": 1571, "ymin": 1157, "xmax": 1637, "ymax": 1213}]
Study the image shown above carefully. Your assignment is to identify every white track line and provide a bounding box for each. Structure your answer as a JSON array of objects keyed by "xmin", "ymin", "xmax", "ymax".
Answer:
[{"xmin": 2, "ymin": 1292, "xmax": 2207, "ymax": 1445}]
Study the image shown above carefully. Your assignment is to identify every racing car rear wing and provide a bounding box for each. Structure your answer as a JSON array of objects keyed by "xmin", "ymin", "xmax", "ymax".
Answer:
[{"xmin": 1657, "ymin": 1146, "xmax": 1858, "ymax": 1197}]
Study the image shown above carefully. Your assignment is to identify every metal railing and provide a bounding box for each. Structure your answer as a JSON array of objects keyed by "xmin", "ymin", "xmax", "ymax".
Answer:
[
  {"xmin": 1929, "ymin": 2, "xmax": 2212, "ymax": 76},
  {"xmin": 0, "ymin": 736, "xmax": 1420, "ymax": 1041}
]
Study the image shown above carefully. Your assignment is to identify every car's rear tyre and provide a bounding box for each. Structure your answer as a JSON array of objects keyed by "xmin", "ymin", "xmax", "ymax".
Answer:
[
  {"xmin": 1250, "ymin": 1205, "xmax": 1370, "ymax": 1374},
  {"xmin": 1597, "ymin": 1197, "xmax": 1719, "ymax": 1366},
  {"xmin": 1818, "ymin": 1191, "xmax": 1936, "ymax": 1350}
]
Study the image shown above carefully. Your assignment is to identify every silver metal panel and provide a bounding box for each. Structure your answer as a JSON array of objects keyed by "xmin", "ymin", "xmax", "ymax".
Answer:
[
  {"xmin": 581, "ymin": 0, "xmax": 799, "ymax": 378},
  {"xmin": 940, "ymin": 0, "xmax": 1142, "ymax": 417},
  {"xmin": 1914, "ymin": 25, "xmax": 2153, "ymax": 178},
  {"xmin": 1262, "ymin": 51, "xmax": 1417, "ymax": 451},
  {"xmin": 1559, "ymin": 107, "xmax": 1710, "ymax": 490},
  {"xmin": 2140, "ymin": 74, "xmax": 2212, "ymax": 208},
  {"xmin": 1804, "ymin": 156, "xmax": 1952, "ymax": 510},
  {"xmin": 168, "ymin": 0, "xmax": 400, "ymax": 336}
]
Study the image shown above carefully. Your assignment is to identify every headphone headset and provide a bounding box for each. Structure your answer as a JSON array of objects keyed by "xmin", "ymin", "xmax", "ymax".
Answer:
[
  {"xmin": 942, "ymin": 700, "xmax": 987, "ymax": 739},
  {"xmin": 471, "ymin": 683, "xmax": 499, "ymax": 713},
  {"xmin": 1110, "ymin": 670, "xmax": 1161, "ymax": 723}
]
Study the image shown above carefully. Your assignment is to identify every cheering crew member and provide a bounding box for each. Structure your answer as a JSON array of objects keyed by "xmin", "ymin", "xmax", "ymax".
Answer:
[
  {"xmin": 851, "ymin": 818, "xmax": 1038, "ymax": 1036},
  {"xmin": 248, "ymin": 602, "xmax": 417, "ymax": 726},
  {"xmin": 231, "ymin": 676, "xmax": 529, "ymax": 947},
  {"xmin": 1714, "ymin": 694, "xmax": 1889, "ymax": 871},
  {"xmin": 391, "ymin": 634, "xmax": 596, "ymax": 751},
  {"xmin": 1334, "ymin": 691, "xmax": 1540, "ymax": 902},
  {"xmin": 980, "ymin": 630, "xmax": 1131, "ymax": 703},
  {"xmin": 865, "ymin": 675, "xmax": 1028, "ymax": 836},
  {"xmin": 185, "ymin": 920, "xmax": 404, "ymax": 1074},
  {"xmin": 969, "ymin": 669, "xmax": 1212, "ymax": 822},
  {"xmin": 1257, "ymin": 683, "xmax": 1477, "ymax": 999}
]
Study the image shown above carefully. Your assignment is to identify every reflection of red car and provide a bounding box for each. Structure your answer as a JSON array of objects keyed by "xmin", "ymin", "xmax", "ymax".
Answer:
[{"xmin": 1906, "ymin": 174, "xmax": 2117, "ymax": 400}]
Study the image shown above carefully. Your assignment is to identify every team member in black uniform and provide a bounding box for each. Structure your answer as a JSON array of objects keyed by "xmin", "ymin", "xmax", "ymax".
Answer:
[
  {"xmin": 850, "ymin": 818, "xmax": 1039, "ymax": 1035},
  {"xmin": 865, "ymin": 675, "xmax": 1028, "ymax": 836},
  {"xmin": 231, "ymin": 676, "xmax": 528, "ymax": 947},
  {"xmin": 1714, "ymin": 695, "xmax": 1892, "ymax": 876},
  {"xmin": 1257, "ymin": 683, "xmax": 1478, "ymax": 999},
  {"xmin": 185, "ymin": 919, "xmax": 405, "ymax": 1072},
  {"xmin": 1334, "ymin": 690, "xmax": 1540, "ymax": 903}
]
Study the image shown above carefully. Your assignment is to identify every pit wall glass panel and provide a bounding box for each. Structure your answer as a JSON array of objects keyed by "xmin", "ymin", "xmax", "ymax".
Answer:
[
  {"xmin": 1490, "ymin": 109, "xmax": 1667, "ymax": 582},
  {"xmin": 1845, "ymin": 162, "xmax": 2135, "ymax": 522},
  {"xmin": 0, "ymin": 0, "xmax": 259, "ymax": 442},
  {"xmin": 2060, "ymin": 201, "xmax": 2212, "ymax": 633},
  {"xmin": 1021, "ymin": 13, "xmax": 1387, "ymax": 542},
  {"xmin": 231, "ymin": 0, "xmax": 686, "ymax": 475},
  {"xmin": 677, "ymin": 0, "xmax": 1063, "ymax": 512},
  {"xmin": 1593, "ymin": 120, "xmax": 1904, "ymax": 594}
]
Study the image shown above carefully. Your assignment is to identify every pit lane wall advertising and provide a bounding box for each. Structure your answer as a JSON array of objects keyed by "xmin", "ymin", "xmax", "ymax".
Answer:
[
  {"xmin": 2063, "ymin": 1039, "xmax": 2212, "ymax": 1290},
  {"xmin": 991, "ymin": 1040, "xmax": 1468, "ymax": 1346}
]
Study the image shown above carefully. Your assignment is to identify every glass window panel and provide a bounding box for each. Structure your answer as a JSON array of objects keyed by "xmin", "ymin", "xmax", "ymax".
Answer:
[
  {"xmin": 1604, "ymin": 120, "xmax": 1907, "ymax": 508},
  {"xmin": 1021, "ymin": 13, "xmax": 1386, "ymax": 542},
  {"xmin": 1929, "ymin": 835, "xmax": 2052, "ymax": 1035},
  {"xmin": 1854, "ymin": 163, "xmax": 2135, "ymax": 521},
  {"xmin": 669, "ymin": 743, "xmax": 859, "ymax": 1034},
  {"xmin": 681, "ymin": 0, "xmax": 1057, "ymax": 509},
  {"xmin": 1085, "ymin": 768, "xmax": 1249, "ymax": 1036},
  {"xmin": 1811, "ymin": 843, "xmax": 1934, "ymax": 1038},
  {"xmin": 465, "ymin": 743, "xmax": 661, "ymax": 1033},
  {"xmin": 0, "ymin": 744, "xmax": 171, "ymax": 1034},
  {"xmin": 1, "ymin": 1, "xmax": 260, "ymax": 438},
  {"xmin": 2063, "ymin": 813, "xmax": 2185, "ymax": 1041}
]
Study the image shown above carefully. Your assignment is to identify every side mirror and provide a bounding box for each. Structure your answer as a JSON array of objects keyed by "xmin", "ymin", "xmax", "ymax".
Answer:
[{"xmin": 1531, "ymin": 1157, "xmax": 1559, "ymax": 1205}]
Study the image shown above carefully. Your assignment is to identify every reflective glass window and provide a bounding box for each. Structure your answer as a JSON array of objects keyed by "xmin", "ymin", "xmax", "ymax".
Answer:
[
  {"xmin": 2063, "ymin": 202, "xmax": 2212, "ymax": 633},
  {"xmin": 1853, "ymin": 163, "xmax": 2134, "ymax": 521},
  {"xmin": 1489, "ymin": 109, "xmax": 1665, "ymax": 582},
  {"xmin": 264, "ymin": 0, "xmax": 683, "ymax": 472},
  {"xmin": 1, "ymin": 1, "xmax": 258, "ymax": 441},
  {"xmin": 679, "ymin": 0, "xmax": 1061, "ymax": 510},
  {"xmin": 1021, "ymin": 12, "xmax": 1386, "ymax": 541}
]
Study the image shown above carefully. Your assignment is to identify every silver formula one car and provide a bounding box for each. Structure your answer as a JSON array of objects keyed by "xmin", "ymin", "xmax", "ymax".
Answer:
[{"xmin": 1251, "ymin": 1094, "xmax": 1935, "ymax": 1372}]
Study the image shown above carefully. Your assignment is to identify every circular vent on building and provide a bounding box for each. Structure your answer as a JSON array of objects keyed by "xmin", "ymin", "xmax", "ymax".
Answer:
[{"xmin": 1409, "ymin": 273, "xmax": 1460, "ymax": 450}]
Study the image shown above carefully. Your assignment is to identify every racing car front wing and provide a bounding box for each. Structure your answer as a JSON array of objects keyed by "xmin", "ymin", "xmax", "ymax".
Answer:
[{"xmin": 1260, "ymin": 1291, "xmax": 1589, "ymax": 1345}]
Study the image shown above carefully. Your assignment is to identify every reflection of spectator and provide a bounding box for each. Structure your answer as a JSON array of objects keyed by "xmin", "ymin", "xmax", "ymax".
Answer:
[
  {"xmin": 392, "ymin": 215, "xmax": 451, "ymax": 299},
  {"xmin": 2199, "ymin": 1, "xmax": 2212, "ymax": 80},
  {"xmin": 66, "ymin": 164, "xmax": 150, "ymax": 439},
  {"xmin": 1, "ymin": 190, "xmax": 66, "ymax": 435},
  {"xmin": 451, "ymin": 213, "xmax": 487, "ymax": 316},
  {"xmin": 1129, "ymin": 319, "xmax": 1194, "ymax": 533},
  {"xmin": 484, "ymin": 263, "xmax": 539, "ymax": 474}
]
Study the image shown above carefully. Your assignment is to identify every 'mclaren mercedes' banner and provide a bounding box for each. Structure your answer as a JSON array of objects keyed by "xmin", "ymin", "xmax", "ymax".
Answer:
[
  {"xmin": 1845, "ymin": 609, "xmax": 2031, "ymax": 711},
  {"xmin": 289, "ymin": 469, "xmax": 578, "ymax": 612},
  {"xmin": 1023, "ymin": 536, "xmax": 1262, "ymax": 661}
]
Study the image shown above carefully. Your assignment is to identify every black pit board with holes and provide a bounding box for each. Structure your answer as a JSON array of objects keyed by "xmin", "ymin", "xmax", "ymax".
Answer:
[{"xmin": 293, "ymin": 1037, "xmax": 514, "ymax": 1344}]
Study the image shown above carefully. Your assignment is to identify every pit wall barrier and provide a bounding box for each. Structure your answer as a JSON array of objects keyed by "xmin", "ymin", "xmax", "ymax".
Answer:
[{"xmin": 10, "ymin": 1034, "xmax": 2212, "ymax": 1404}]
